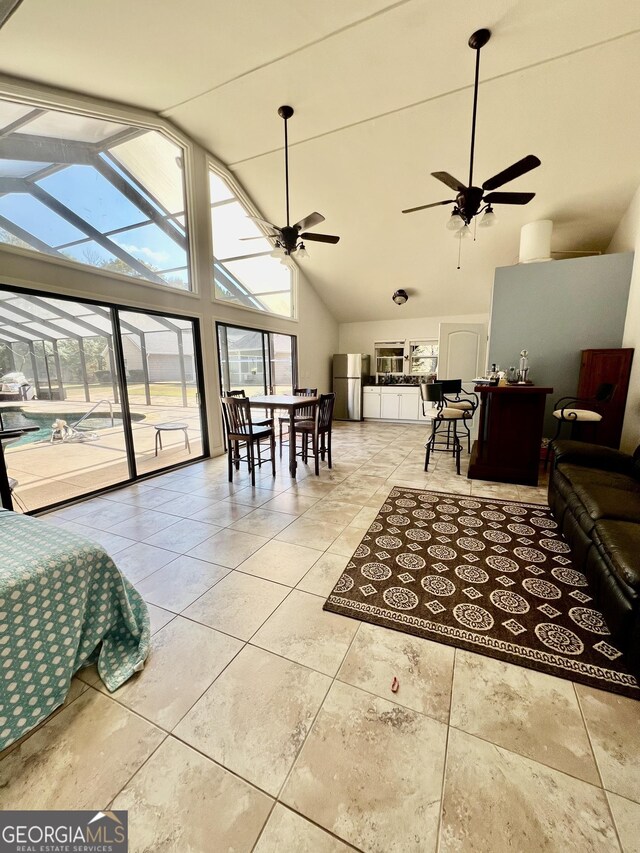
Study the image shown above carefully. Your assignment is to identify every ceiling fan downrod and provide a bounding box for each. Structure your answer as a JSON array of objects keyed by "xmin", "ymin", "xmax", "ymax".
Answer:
[
  {"xmin": 467, "ymin": 28, "xmax": 491, "ymax": 190},
  {"xmin": 278, "ymin": 105, "xmax": 294, "ymax": 229}
]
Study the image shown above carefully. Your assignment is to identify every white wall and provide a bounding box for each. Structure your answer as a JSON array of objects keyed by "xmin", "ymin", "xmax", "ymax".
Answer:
[
  {"xmin": 338, "ymin": 313, "xmax": 489, "ymax": 372},
  {"xmin": 296, "ymin": 276, "xmax": 339, "ymax": 391},
  {"xmin": 607, "ymin": 184, "xmax": 640, "ymax": 452}
]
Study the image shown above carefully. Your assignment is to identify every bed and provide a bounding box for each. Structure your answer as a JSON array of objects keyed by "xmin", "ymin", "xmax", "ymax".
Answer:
[{"xmin": 0, "ymin": 508, "xmax": 150, "ymax": 750}]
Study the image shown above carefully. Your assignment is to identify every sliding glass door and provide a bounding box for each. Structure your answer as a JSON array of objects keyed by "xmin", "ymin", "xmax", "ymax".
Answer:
[
  {"xmin": 216, "ymin": 323, "xmax": 297, "ymax": 397},
  {"xmin": 0, "ymin": 285, "xmax": 207, "ymax": 513},
  {"xmin": 119, "ymin": 310, "xmax": 204, "ymax": 475}
]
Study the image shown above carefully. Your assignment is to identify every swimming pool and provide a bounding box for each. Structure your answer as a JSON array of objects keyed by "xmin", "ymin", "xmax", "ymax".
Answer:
[{"xmin": 1, "ymin": 408, "xmax": 145, "ymax": 447}]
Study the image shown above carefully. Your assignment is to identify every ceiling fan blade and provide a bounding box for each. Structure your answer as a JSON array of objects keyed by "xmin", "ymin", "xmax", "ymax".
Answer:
[
  {"xmin": 247, "ymin": 215, "xmax": 280, "ymax": 230},
  {"xmin": 431, "ymin": 172, "xmax": 467, "ymax": 193},
  {"xmin": 482, "ymin": 155, "xmax": 541, "ymax": 191},
  {"xmin": 239, "ymin": 234, "xmax": 278, "ymax": 241},
  {"xmin": 293, "ymin": 212, "xmax": 325, "ymax": 232},
  {"xmin": 483, "ymin": 191, "xmax": 535, "ymax": 205},
  {"xmin": 300, "ymin": 232, "xmax": 340, "ymax": 244},
  {"xmin": 402, "ymin": 200, "xmax": 454, "ymax": 214}
]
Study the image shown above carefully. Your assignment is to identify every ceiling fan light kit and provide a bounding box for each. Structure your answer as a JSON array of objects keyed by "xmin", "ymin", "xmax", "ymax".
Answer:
[
  {"xmin": 244, "ymin": 106, "xmax": 340, "ymax": 261},
  {"xmin": 402, "ymin": 28, "xmax": 541, "ymax": 242}
]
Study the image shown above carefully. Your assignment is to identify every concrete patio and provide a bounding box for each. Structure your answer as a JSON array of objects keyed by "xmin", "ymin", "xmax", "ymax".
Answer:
[{"xmin": 3, "ymin": 398, "xmax": 203, "ymax": 512}]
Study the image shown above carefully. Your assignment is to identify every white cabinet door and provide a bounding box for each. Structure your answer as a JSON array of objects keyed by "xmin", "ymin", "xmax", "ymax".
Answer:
[
  {"xmin": 363, "ymin": 389, "xmax": 381, "ymax": 418},
  {"xmin": 380, "ymin": 393, "xmax": 400, "ymax": 419},
  {"xmin": 399, "ymin": 390, "xmax": 419, "ymax": 421}
]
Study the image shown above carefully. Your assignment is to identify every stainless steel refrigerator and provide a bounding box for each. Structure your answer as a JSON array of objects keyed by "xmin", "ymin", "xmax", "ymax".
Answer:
[{"xmin": 332, "ymin": 354, "xmax": 370, "ymax": 420}]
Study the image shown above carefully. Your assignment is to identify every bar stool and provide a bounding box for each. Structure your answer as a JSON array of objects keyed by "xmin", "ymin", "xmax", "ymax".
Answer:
[
  {"xmin": 421, "ymin": 382, "xmax": 472, "ymax": 475},
  {"xmin": 439, "ymin": 379, "xmax": 478, "ymax": 453},
  {"xmin": 544, "ymin": 382, "xmax": 616, "ymax": 469}
]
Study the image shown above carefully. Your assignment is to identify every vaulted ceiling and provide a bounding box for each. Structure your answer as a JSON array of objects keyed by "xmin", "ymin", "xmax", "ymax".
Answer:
[{"xmin": 0, "ymin": 1, "xmax": 639, "ymax": 322}]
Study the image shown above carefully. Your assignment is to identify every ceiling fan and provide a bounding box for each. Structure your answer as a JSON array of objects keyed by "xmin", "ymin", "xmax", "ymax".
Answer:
[
  {"xmin": 402, "ymin": 28, "xmax": 541, "ymax": 233},
  {"xmin": 243, "ymin": 105, "xmax": 340, "ymax": 260}
]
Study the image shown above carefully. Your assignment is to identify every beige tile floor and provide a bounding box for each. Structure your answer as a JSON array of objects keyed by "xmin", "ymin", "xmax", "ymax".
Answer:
[{"xmin": 2, "ymin": 421, "xmax": 640, "ymax": 852}]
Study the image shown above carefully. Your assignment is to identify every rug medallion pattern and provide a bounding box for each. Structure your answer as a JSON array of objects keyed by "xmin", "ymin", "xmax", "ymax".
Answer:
[{"xmin": 324, "ymin": 487, "xmax": 640, "ymax": 699}]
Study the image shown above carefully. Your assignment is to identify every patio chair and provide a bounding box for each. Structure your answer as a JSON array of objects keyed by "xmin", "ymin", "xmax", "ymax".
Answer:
[{"xmin": 220, "ymin": 395, "xmax": 275, "ymax": 486}]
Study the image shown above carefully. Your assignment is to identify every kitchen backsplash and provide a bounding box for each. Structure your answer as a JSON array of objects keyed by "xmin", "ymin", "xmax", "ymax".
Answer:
[{"xmin": 368, "ymin": 375, "xmax": 426, "ymax": 385}]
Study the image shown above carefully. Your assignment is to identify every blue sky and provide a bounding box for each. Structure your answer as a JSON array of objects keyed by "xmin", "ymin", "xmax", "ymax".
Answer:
[{"xmin": 0, "ymin": 161, "xmax": 187, "ymax": 275}]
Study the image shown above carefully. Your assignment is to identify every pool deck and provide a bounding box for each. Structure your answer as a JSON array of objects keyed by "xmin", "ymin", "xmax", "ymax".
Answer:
[{"xmin": 2, "ymin": 399, "xmax": 203, "ymax": 512}]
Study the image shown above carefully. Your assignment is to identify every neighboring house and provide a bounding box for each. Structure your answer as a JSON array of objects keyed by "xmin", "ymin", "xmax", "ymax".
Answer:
[
  {"xmin": 223, "ymin": 331, "xmax": 293, "ymax": 389},
  {"xmin": 121, "ymin": 332, "xmax": 195, "ymax": 383}
]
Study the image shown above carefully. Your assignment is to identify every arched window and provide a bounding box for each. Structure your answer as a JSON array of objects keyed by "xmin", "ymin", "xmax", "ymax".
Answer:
[
  {"xmin": 209, "ymin": 167, "xmax": 295, "ymax": 319},
  {"xmin": 0, "ymin": 98, "xmax": 191, "ymax": 290}
]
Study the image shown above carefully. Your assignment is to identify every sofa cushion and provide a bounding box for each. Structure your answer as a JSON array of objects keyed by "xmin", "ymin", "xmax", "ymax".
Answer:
[
  {"xmin": 593, "ymin": 520, "xmax": 640, "ymax": 593},
  {"xmin": 573, "ymin": 485, "xmax": 640, "ymax": 525},
  {"xmin": 552, "ymin": 440, "xmax": 638, "ymax": 477},
  {"xmin": 556, "ymin": 463, "xmax": 640, "ymax": 495}
]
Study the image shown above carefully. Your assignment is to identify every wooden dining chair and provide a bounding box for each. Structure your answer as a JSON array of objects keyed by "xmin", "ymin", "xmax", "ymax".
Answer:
[
  {"xmin": 223, "ymin": 389, "xmax": 271, "ymax": 426},
  {"xmin": 278, "ymin": 387, "xmax": 317, "ymax": 454},
  {"xmin": 294, "ymin": 392, "xmax": 335, "ymax": 476},
  {"xmin": 220, "ymin": 395, "xmax": 275, "ymax": 486}
]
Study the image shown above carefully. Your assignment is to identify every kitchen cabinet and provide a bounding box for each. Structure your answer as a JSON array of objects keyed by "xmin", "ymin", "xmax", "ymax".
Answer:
[
  {"xmin": 380, "ymin": 391, "xmax": 401, "ymax": 419},
  {"xmin": 399, "ymin": 388, "xmax": 420, "ymax": 420},
  {"xmin": 364, "ymin": 386, "xmax": 422, "ymax": 421},
  {"xmin": 362, "ymin": 387, "xmax": 381, "ymax": 418}
]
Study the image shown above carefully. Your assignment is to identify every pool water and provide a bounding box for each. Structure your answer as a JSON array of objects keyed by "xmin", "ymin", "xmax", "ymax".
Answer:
[{"xmin": 2, "ymin": 409, "xmax": 144, "ymax": 447}]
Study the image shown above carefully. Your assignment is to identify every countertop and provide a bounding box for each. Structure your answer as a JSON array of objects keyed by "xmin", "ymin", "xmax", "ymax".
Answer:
[{"xmin": 363, "ymin": 383, "xmax": 421, "ymax": 388}]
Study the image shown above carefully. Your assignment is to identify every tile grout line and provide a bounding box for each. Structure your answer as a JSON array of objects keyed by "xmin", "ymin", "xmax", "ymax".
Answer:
[
  {"xmin": 603, "ymin": 790, "xmax": 625, "ymax": 853},
  {"xmin": 573, "ymin": 683, "xmax": 624, "ymax": 852},
  {"xmin": 435, "ymin": 646, "xmax": 457, "ymax": 853},
  {"xmin": 572, "ymin": 682, "xmax": 607, "ymax": 789},
  {"xmin": 446, "ymin": 719, "xmax": 618, "ymax": 793},
  {"xmin": 269, "ymin": 620, "xmax": 365, "ymax": 846}
]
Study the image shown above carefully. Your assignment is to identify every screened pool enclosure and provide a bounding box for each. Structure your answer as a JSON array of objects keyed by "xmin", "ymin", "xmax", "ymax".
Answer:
[{"xmin": 0, "ymin": 287, "xmax": 206, "ymax": 512}]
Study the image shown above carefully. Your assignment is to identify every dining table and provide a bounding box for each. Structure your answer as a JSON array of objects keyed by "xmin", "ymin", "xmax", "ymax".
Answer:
[{"xmin": 248, "ymin": 394, "xmax": 318, "ymax": 478}]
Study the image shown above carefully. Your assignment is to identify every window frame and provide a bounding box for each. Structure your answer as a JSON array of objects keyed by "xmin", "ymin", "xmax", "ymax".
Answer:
[
  {"xmin": 208, "ymin": 159, "xmax": 298, "ymax": 322},
  {"xmin": 0, "ymin": 81, "xmax": 200, "ymax": 297},
  {"xmin": 215, "ymin": 320, "xmax": 299, "ymax": 398},
  {"xmin": 408, "ymin": 339, "xmax": 439, "ymax": 377}
]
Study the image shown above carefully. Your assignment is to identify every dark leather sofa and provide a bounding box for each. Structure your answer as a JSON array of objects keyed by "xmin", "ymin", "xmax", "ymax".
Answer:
[{"xmin": 548, "ymin": 439, "xmax": 640, "ymax": 675}]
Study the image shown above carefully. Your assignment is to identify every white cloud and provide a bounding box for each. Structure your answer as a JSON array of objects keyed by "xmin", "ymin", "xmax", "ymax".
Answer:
[{"xmin": 120, "ymin": 243, "xmax": 170, "ymax": 264}]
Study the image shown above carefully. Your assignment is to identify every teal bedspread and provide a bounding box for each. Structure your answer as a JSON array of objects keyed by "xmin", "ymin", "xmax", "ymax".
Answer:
[{"xmin": 0, "ymin": 508, "xmax": 150, "ymax": 750}]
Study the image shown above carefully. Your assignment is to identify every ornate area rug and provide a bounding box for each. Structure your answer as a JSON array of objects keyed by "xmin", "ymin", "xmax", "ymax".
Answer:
[{"xmin": 324, "ymin": 486, "xmax": 640, "ymax": 699}]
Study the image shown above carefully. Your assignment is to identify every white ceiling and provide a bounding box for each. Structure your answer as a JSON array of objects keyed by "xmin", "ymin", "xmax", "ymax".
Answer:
[{"xmin": 0, "ymin": 0, "xmax": 639, "ymax": 322}]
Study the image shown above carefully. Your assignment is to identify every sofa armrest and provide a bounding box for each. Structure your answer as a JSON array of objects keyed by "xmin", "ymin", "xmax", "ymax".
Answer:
[{"xmin": 551, "ymin": 440, "xmax": 634, "ymax": 474}]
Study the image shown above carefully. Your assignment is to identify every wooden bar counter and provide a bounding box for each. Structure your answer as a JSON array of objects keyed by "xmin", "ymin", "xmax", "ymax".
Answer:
[{"xmin": 467, "ymin": 384, "xmax": 553, "ymax": 486}]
